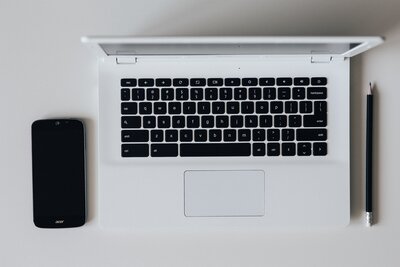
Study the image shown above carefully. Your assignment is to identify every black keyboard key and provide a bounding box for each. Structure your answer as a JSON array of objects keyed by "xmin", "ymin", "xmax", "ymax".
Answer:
[
  {"xmin": 224, "ymin": 129, "xmax": 236, "ymax": 141},
  {"xmin": 234, "ymin": 87, "xmax": 247, "ymax": 100},
  {"xmin": 282, "ymin": 129, "xmax": 295, "ymax": 141},
  {"xmin": 168, "ymin": 102, "xmax": 181, "ymax": 114},
  {"xmin": 252, "ymin": 129, "xmax": 265, "ymax": 141},
  {"xmin": 156, "ymin": 78, "xmax": 171, "ymax": 87},
  {"xmin": 313, "ymin": 142, "xmax": 328, "ymax": 156},
  {"xmin": 263, "ymin": 87, "xmax": 276, "ymax": 100},
  {"xmin": 253, "ymin": 143, "xmax": 266, "ymax": 156},
  {"xmin": 242, "ymin": 78, "xmax": 258, "ymax": 86},
  {"xmin": 151, "ymin": 130, "xmax": 163, "ymax": 142},
  {"xmin": 293, "ymin": 87, "xmax": 306, "ymax": 99},
  {"xmin": 190, "ymin": 88, "xmax": 203, "ymax": 100},
  {"xmin": 207, "ymin": 78, "xmax": 223, "ymax": 86},
  {"xmin": 241, "ymin": 101, "xmax": 254, "ymax": 114},
  {"xmin": 121, "ymin": 130, "xmax": 149, "ymax": 142},
  {"xmin": 220, "ymin": 87, "xmax": 233, "ymax": 100},
  {"xmin": 299, "ymin": 101, "xmax": 313, "ymax": 113},
  {"xmin": 180, "ymin": 130, "xmax": 193, "ymax": 142},
  {"xmin": 172, "ymin": 116, "xmax": 185, "ymax": 128},
  {"xmin": 274, "ymin": 115, "xmax": 287, "ymax": 127},
  {"xmin": 165, "ymin": 130, "xmax": 178, "ymax": 142},
  {"xmin": 285, "ymin": 101, "xmax": 298, "ymax": 114},
  {"xmin": 311, "ymin": 77, "xmax": 327, "ymax": 85},
  {"xmin": 139, "ymin": 102, "xmax": 152, "ymax": 114},
  {"xmin": 267, "ymin": 129, "xmax": 280, "ymax": 141},
  {"xmin": 122, "ymin": 144, "xmax": 149, "ymax": 157},
  {"xmin": 147, "ymin": 88, "xmax": 159, "ymax": 101},
  {"xmin": 256, "ymin": 101, "xmax": 269, "ymax": 114},
  {"xmin": 307, "ymin": 87, "xmax": 327, "ymax": 99},
  {"xmin": 176, "ymin": 88, "xmax": 189, "ymax": 100},
  {"xmin": 212, "ymin": 102, "xmax": 225, "ymax": 114},
  {"xmin": 249, "ymin": 87, "xmax": 262, "ymax": 100},
  {"xmin": 195, "ymin": 130, "xmax": 207, "ymax": 142},
  {"xmin": 289, "ymin": 115, "xmax": 302, "ymax": 127},
  {"xmin": 154, "ymin": 102, "xmax": 167, "ymax": 114},
  {"xmin": 278, "ymin": 87, "xmax": 291, "ymax": 100},
  {"xmin": 227, "ymin": 102, "xmax": 240, "ymax": 114},
  {"xmin": 267, "ymin": 143, "xmax": 280, "ymax": 156},
  {"xmin": 238, "ymin": 129, "xmax": 251, "ymax": 141},
  {"xmin": 201, "ymin": 116, "xmax": 214, "ymax": 128},
  {"xmin": 121, "ymin": 116, "xmax": 141, "ymax": 128},
  {"xmin": 260, "ymin": 115, "xmax": 272, "ymax": 127},
  {"xmin": 230, "ymin": 115, "xmax": 244, "ymax": 128},
  {"xmin": 259, "ymin": 78, "xmax": 275, "ymax": 86},
  {"xmin": 183, "ymin": 102, "xmax": 196, "ymax": 114},
  {"xmin": 162, "ymin": 88, "xmax": 175, "ymax": 100},
  {"xmin": 205, "ymin": 88, "xmax": 218, "ymax": 100},
  {"xmin": 151, "ymin": 144, "xmax": 178, "ymax": 157},
  {"xmin": 143, "ymin": 116, "xmax": 156, "ymax": 128},
  {"xmin": 157, "ymin": 116, "xmax": 170, "ymax": 128},
  {"xmin": 297, "ymin": 142, "xmax": 312, "ymax": 156},
  {"xmin": 121, "ymin": 102, "xmax": 137, "ymax": 114},
  {"xmin": 173, "ymin": 78, "xmax": 189, "ymax": 87},
  {"xmin": 209, "ymin": 129, "xmax": 222, "ymax": 142},
  {"xmin": 198, "ymin": 102, "xmax": 211, "ymax": 114},
  {"xmin": 225, "ymin": 78, "xmax": 240, "ymax": 86},
  {"xmin": 187, "ymin": 116, "xmax": 200, "ymax": 128},
  {"xmin": 190, "ymin": 78, "xmax": 206, "ymax": 86},
  {"xmin": 277, "ymin": 77, "xmax": 292, "ymax": 86},
  {"xmin": 121, "ymin": 79, "xmax": 137, "ymax": 87},
  {"xmin": 314, "ymin": 101, "xmax": 327, "ymax": 115},
  {"xmin": 245, "ymin": 115, "xmax": 258, "ymax": 127},
  {"xmin": 181, "ymin": 143, "xmax": 251, "ymax": 157},
  {"xmin": 303, "ymin": 114, "xmax": 327, "ymax": 127},
  {"xmin": 121, "ymin": 88, "xmax": 130, "ymax": 101},
  {"xmin": 294, "ymin": 77, "xmax": 310, "ymax": 86},
  {"xmin": 131, "ymin": 88, "xmax": 145, "ymax": 101},
  {"xmin": 297, "ymin": 129, "xmax": 327, "ymax": 141},
  {"xmin": 138, "ymin": 78, "xmax": 154, "ymax": 87},
  {"xmin": 216, "ymin": 116, "xmax": 229, "ymax": 128},
  {"xmin": 270, "ymin": 101, "xmax": 283, "ymax": 113},
  {"xmin": 282, "ymin": 143, "xmax": 296, "ymax": 156}
]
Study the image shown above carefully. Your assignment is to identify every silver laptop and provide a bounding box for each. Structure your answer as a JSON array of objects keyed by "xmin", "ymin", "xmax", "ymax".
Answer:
[{"xmin": 82, "ymin": 36, "xmax": 382, "ymax": 229}]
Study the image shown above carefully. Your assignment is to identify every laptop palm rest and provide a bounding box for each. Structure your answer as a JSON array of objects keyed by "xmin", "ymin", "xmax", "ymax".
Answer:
[{"xmin": 184, "ymin": 170, "xmax": 265, "ymax": 217}]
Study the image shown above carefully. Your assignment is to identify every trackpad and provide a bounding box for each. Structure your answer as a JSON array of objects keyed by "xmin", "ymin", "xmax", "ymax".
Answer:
[{"xmin": 184, "ymin": 170, "xmax": 265, "ymax": 217}]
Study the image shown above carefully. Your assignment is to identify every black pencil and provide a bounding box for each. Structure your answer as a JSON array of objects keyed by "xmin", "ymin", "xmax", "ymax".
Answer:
[{"xmin": 366, "ymin": 83, "xmax": 373, "ymax": 227}]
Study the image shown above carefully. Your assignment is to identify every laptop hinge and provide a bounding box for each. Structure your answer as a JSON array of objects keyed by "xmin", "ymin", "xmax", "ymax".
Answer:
[
  {"xmin": 116, "ymin": 57, "xmax": 138, "ymax": 64},
  {"xmin": 310, "ymin": 55, "xmax": 332, "ymax": 63}
]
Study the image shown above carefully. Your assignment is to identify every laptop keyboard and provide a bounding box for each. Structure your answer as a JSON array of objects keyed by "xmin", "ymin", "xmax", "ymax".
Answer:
[{"xmin": 120, "ymin": 77, "xmax": 328, "ymax": 157}]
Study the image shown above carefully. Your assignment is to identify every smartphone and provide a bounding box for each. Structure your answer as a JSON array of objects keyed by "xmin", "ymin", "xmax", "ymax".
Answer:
[{"xmin": 31, "ymin": 119, "xmax": 86, "ymax": 228}]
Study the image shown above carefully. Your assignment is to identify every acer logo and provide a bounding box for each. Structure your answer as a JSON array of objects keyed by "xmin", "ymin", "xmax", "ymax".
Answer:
[{"xmin": 55, "ymin": 220, "xmax": 64, "ymax": 224}]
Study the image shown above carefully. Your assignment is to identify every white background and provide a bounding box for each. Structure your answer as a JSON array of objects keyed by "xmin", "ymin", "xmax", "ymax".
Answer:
[{"xmin": 1, "ymin": 0, "xmax": 400, "ymax": 266}]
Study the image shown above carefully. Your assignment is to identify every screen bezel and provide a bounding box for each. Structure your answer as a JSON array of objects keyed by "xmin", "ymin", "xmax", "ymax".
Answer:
[{"xmin": 31, "ymin": 119, "xmax": 86, "ymax": 228}]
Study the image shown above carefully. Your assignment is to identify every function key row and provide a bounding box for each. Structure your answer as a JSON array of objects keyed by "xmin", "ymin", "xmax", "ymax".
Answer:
[
  {"xmin": 121, "ymin": 87, "xmax": 327, "ymax": 101},
  {"xmin": 121, "ymin": 77, "xmax": 327, "ymax": 87}
]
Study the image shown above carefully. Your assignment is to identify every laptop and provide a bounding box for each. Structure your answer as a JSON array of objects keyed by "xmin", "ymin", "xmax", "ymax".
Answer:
[{"xmin": 82, "ymin": 36, "xmax": 383, "ymax": 229}]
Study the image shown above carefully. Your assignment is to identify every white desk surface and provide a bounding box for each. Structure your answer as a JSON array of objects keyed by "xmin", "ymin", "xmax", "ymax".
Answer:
[{"xmin": 1, "ymin": 0, "xmax": 400, "ymax": 266}]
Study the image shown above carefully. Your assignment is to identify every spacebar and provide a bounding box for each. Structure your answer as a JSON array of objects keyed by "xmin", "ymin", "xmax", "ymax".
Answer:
[{"xmin": 180, "ymin": 143, "xmax": 251, "ymax": 157}]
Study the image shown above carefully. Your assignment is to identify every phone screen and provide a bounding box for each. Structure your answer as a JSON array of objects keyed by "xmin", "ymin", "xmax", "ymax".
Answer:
[{"xmin": 31, "ymin": 119, "xmax": 86, "ymax": 228}]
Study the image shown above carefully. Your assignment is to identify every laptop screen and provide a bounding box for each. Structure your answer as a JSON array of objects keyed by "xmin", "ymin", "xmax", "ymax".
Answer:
[
  {"xmin": 82, "ymin": 36, "xmax": 383, "ymax": 58},
  {"xmin": 99, "ymin": 42, "xmax": 361, "ymax": 56}
]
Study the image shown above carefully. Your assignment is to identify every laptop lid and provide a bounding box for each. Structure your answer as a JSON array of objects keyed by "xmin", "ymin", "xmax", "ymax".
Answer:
[{"xmin": 81, "ymin": 36, "xmax": 383, "ymax": 58}]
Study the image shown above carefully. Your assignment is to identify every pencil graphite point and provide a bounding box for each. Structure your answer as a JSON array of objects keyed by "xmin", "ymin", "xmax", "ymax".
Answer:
[{"xmin": 369, "ymin": 82, "xmax": 373, "ymax": 95}]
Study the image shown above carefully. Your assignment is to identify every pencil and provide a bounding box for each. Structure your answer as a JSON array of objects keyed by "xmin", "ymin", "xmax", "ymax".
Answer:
[{"xmin": 366, "ymin": 82, "xmax": 373, "ymax": 227}]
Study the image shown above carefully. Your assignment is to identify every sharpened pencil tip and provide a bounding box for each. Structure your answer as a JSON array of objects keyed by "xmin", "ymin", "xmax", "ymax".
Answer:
[{"xmin": 369, "ymin": 82, "xmax": 373, "ymax": 95}]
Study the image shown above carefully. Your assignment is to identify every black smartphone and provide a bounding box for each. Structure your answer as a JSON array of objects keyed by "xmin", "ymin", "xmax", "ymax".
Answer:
[{"xmin": 31, "ymin": 119, "xmax": 86, "ymax": 228}]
